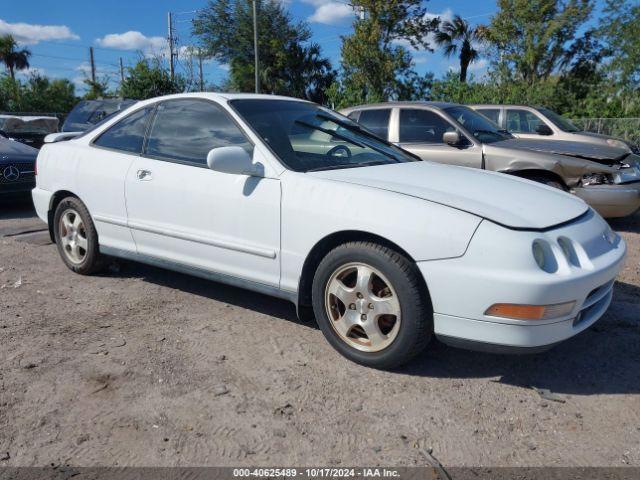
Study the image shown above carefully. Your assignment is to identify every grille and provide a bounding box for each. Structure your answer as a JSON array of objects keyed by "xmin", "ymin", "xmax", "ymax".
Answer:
[
  {"xmin": 0, "ymin": 162, "xmax": 35, "ymax": 184},
  {"xmin": 573, "ymin": 280, "xmax": 614, "ymax": 327}
]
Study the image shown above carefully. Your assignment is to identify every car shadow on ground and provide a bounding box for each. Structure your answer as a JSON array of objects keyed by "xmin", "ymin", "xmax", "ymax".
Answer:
[
  {"xmin": 608, "ymin": 211, "xmax": 640, "ymax": 233},
  {"xmin": 402, "ymin": 280, "xmax": 640, "ymax": 395},
  {"xmin": 108, "ymin": 259, "xmax": 639, "ymax": 395},
  {"xmin": 106, "ymin": 260, "xmax": 306, "ymax": 326}
]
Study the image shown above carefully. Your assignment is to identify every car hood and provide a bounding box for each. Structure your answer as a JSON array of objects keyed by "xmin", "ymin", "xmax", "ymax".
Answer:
[
  {"xmin": 494, "ymin": 138, "xmax": 629, "ymax": 164},
  {"xmin": 308, "ymin": 161, "xmax": 588, "ymax": 230},
  {"xmin": 0, "ymin": 137, "xmax": 38, "ymax": 162}
]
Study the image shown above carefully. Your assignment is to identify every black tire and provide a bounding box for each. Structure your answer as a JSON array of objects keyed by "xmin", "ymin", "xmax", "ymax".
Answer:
[
  {"xmin": 53, "ymin": 196, "xmax": 104, "ymax": 275},
  {"xmin": 312, "ymin": 241, "xmax": 432, "ymax": 369}
]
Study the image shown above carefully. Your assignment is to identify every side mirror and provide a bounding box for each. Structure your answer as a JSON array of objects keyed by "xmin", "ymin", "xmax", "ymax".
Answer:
[
  {"xmin": 535, "ymin": 124, "xmax": 553, "ymax": 136},
  {"xmin": 443, "ymin": 131, "xmax": 461, "ymax": 146},
  {"xmin": 206, "ymin": 146, "xmax": 261, "ymax": 176}
]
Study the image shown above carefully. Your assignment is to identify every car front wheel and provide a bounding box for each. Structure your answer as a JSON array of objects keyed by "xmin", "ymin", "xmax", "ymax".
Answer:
[
  {"xmin": 53, "ymin": 196, "xmax": 104, "ymax": 275},
  {"xmin": 312, "ymin": 241, "xmax": 432, "ymax": 369}
]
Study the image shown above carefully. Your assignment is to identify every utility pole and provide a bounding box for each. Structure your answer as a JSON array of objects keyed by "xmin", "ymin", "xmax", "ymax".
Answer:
[
  {"xmin": 198, "ymin": 50, "xmax": 204, "ymax": 91},
  {"xmin": 168, "ymin": 11, "xmax": 175, "ymax": 82},
  {"xmin": 89, "ymin": 47, "xmax": 96, "ymax": 83},
  {"xmin": 252, "ymin": 0, "xmax": 259, "ymax": 93},
  {"xmin": 119, "ymin": 57, "xmax": 125, "ymax": 85}
]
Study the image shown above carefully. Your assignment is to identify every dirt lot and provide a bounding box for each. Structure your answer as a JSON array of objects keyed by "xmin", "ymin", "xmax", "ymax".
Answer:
[{"xmin": 0, "ymin": 195, "xmax": 639, "ymax": 468}]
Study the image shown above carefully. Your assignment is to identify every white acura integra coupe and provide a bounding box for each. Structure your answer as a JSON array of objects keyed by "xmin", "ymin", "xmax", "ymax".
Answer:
[{"xmin": 33, "ymin": 93, "xmax": 626, "ymax": 368}]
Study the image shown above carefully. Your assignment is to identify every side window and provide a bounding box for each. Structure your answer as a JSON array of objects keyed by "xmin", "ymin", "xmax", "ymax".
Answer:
[
  {"xmin": 477, "ymin": 108, "xmax": 500, "ymax": 125},
  {"xmin": 356, "ymin": 109, "xmax": 390, "ymax": 140},
  {"xmin": 399, "ymin": 109, "xmax": 454, "ymax": 143},
  {"xmin": 145, "ymin": 99, "xmax": 252, "ymax": 166},
  {"xmin": 93, "ymin": 107, "xmax": 154, "ymax": 154},
  {"xmin": 506, "ymin": 109, "xmax": 544, "ymax": 133},
  {"xmin": 347, "ymin": 111, "xmax": 360, "ymax": 122}
]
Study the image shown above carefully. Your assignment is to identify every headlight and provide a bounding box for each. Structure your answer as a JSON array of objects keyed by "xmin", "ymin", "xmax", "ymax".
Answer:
[
  {"xmin": 531, "ymin": 239, "xmax": 557, "ymax": 273},
  {"xmin": 582, "ymin": 173, "xmax": 611, "ymax": 186}
]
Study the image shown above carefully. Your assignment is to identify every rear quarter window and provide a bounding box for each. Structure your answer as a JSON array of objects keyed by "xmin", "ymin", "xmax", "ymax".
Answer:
[{"xmin": 355, "ymin": 109, "xmax": 391, "ymax": 140}]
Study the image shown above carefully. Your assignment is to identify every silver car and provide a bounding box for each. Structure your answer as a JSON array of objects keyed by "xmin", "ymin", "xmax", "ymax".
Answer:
[
  {"xmin": 340, "ymin": 102, "xmax": 640, "ymax": 218},
  {"xmin": 469, "ymin": 104, "xmax": 639, "ymax": 154}
]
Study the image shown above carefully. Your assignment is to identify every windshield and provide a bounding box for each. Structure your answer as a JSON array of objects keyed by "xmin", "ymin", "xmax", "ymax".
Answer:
[
  {"xmin": 538, "ymin": 107, "xmax": 580, "ymax": 132},
  {"xmin": 444, "ymin": 105, "xmax": 513, "ymax": 144},
  {"xmin": 230, "ymin": 99, "xmax": 418, "ymax": 172},
  {"xmin": 62, "ymin": 99, "xmax": 136, "ymax": 132}
]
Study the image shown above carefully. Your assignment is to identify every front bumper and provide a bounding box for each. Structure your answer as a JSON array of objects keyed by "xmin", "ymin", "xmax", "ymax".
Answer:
[
  {"xmin": 418, "ymin": 209, "xmax": 626, "ymax": 351},
  {"xmin": 573, "ymin": 182, "xmax": 640, "ymax": 218}
]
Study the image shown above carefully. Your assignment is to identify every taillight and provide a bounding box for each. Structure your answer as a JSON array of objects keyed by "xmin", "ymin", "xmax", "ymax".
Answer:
[{"xmin": 35, "ymin": 154, "xmax": 39, "ymax": 176}]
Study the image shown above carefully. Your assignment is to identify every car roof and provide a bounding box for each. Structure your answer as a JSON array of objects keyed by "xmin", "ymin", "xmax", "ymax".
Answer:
[
  {"xmin": 342, "ymin": 101, "xmax": 463, "ymax": 112},
  {"xmin": 469, "ymin": 104, "xmax": 546, "ymax": 109},
  {"xmin": 131, "ymin": 92, "xmax": 311, "ymax": 107}
]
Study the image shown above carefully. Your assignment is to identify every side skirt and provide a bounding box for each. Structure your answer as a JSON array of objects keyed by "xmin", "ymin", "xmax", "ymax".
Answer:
[{"xmin": 99, "ymin": 245, "xmax": 298, "ymax": 304}]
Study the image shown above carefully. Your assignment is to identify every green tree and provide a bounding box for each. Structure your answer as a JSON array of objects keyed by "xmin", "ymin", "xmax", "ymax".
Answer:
[
  {"xmin": 335, "ymin": 0, "xmax": 439, "ymax": 105},
  {"xmin": 484, "ymin": 0, "xmax": 593, "ymax": 84},
  {"xmin": 120, "ymin": 58, "xmax": 185, "ymax": 100},
  {"xmin": 83, "ymin": 77, "xmax": 111, "ymax": 100},
  {"xmin": 0, "ymin": 35, "xmax": 31, "ymax": 81},
  {"xmin": 597, "ymin": 0, "xmax": 640, "ymax": 86},
  {"xmin": 193, "ymin": 0, "xmax": 335, "ymax": 102},
  {"xmin": 434, "ymin": 15, "xmax": 481, "ymax": 83},
  {"xmin": 0, "ymin": 74, "xmax": 77, "ymax": 113}
]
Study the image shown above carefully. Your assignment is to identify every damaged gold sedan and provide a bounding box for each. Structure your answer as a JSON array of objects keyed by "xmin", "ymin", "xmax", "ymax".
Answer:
[{"xmin": 341, "ymin": 102, "xmax": 640, "ymax": 218}]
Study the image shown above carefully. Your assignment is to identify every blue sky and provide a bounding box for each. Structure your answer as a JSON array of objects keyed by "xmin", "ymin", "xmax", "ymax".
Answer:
[{"xmin": 0, "ymin": 0, "xmax": 605, "ymax": 94}]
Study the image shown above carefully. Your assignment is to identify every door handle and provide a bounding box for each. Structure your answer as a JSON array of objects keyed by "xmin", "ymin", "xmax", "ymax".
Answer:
[{"xmin": 137, "ymin": 169, "xmax": 152, "ymax": 181}]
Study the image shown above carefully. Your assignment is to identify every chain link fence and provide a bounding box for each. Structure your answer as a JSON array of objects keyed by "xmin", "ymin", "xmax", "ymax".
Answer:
[{"xmin": 571, "ymin": 118, "xmax": 640, "ymax": 145}]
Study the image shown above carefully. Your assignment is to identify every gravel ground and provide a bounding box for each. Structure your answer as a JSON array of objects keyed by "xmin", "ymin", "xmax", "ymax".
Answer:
[{"xmin": 0, "ymin": 195, "xmax": 638, "ymax": 468}]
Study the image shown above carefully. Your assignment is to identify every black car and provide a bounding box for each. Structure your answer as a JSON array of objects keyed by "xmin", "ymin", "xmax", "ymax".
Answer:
[
  {"xmin": 62, "ymin": 98, "xmax": 137, "ymax": 132},
  {"xmin": 0, "ymin": 136, "xmax": 38, "ymax": 196}
]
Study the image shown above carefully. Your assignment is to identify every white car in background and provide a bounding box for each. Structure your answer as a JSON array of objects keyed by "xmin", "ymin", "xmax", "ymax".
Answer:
[{"xmin": 33, "ymin": 93, "xmax": 626, "ymax": 368}]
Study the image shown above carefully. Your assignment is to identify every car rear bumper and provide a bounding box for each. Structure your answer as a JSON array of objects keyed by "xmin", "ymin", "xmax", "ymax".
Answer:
[
  {"xmin": 32, "ymin": 186, "xmax": 52, "ymax": 223},
  {"xmin": 418, "ymin": 210, "xmax": 626, "ymax": 351},
  {"xmin": 573, "ymin": 182, "xmax": 640, "ymax": 218}
]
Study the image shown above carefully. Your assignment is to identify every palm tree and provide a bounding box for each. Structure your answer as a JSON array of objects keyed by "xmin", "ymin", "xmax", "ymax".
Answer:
[
  {"xmin": 434, "ymin": 15, "xmax": 481, "ymax": 83},
  {"xmin": 0, "ymin": 35, "xmax": 31, "ymax": 80}
]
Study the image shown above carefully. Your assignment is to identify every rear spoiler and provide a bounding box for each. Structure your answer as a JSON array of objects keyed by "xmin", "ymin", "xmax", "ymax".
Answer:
[{"xmin": 44, "ymin": 132, "xmax": 83, "ymax": 144}]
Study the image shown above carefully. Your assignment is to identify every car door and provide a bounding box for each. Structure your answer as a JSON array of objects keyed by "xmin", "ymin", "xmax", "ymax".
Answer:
[
  {"xmin": 395, "ymin": 108, "xmax": 483, "ymax": 168},
  {"xmin": 505, "ymin": 108, "xmax": 550, "ymax": 139},
  {"xmin": 124, "ymin": 98, "xmax": 281, "ymax": 287},
  {"xmin": 78, "ymin": 105, "xmax": 155, "ymax": 252}
]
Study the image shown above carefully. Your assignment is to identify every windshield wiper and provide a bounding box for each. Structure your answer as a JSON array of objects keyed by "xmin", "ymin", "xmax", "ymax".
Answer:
[
  {"xmin": 305, "ymin": 161, "xmax": 389, "ymax": 172},
  {"xmin": 294, "ymin": 120, "xmax": 367, "ymax": 148}
]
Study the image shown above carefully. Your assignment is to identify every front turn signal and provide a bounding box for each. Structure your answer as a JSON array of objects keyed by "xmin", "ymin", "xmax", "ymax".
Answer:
[{"xmin": 485, "ymin": 302, "xmax": 576, "ymax": 320}]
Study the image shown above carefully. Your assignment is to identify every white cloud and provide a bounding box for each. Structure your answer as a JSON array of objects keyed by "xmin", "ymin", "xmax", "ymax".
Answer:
[
  {"xmin": 96, "ymin": 31, "xmax": 166, "ymax": 55},
  {"xmin": 305, "ymin": 0, "xmax": 354, "ymax": 25},
  {"xmin": 468, "ymin": 58, "xmax": 488, "ymax": 72},
  {"xmin": 15, "ymin": 66, "xmax": 46, "ymax": 78},
  {"xmin": 0, "ymin": 18, "xmax": 79, "ymax": 45}
]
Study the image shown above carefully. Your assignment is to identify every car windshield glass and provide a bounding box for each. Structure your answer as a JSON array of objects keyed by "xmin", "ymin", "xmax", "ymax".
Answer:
[
  {"xmin": 444, "ymin": 105, "xmax": 513, "ymax": 144},
  {"xmin": 538, "ymin": 107, "xmax": 580, "ymax": 132},
  {"xmin": 230, "ymin": 99, "xmax": 418, "ymax": 172}
]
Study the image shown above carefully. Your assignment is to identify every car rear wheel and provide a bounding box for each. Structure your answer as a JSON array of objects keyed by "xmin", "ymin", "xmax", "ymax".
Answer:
[
  {"xmin": 53, "ymin": 196, "xmax": 103, "ymax": 275},
  {"xmin": 312, "ymin": 241, "xmax": 432, "ymax": 369}
]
